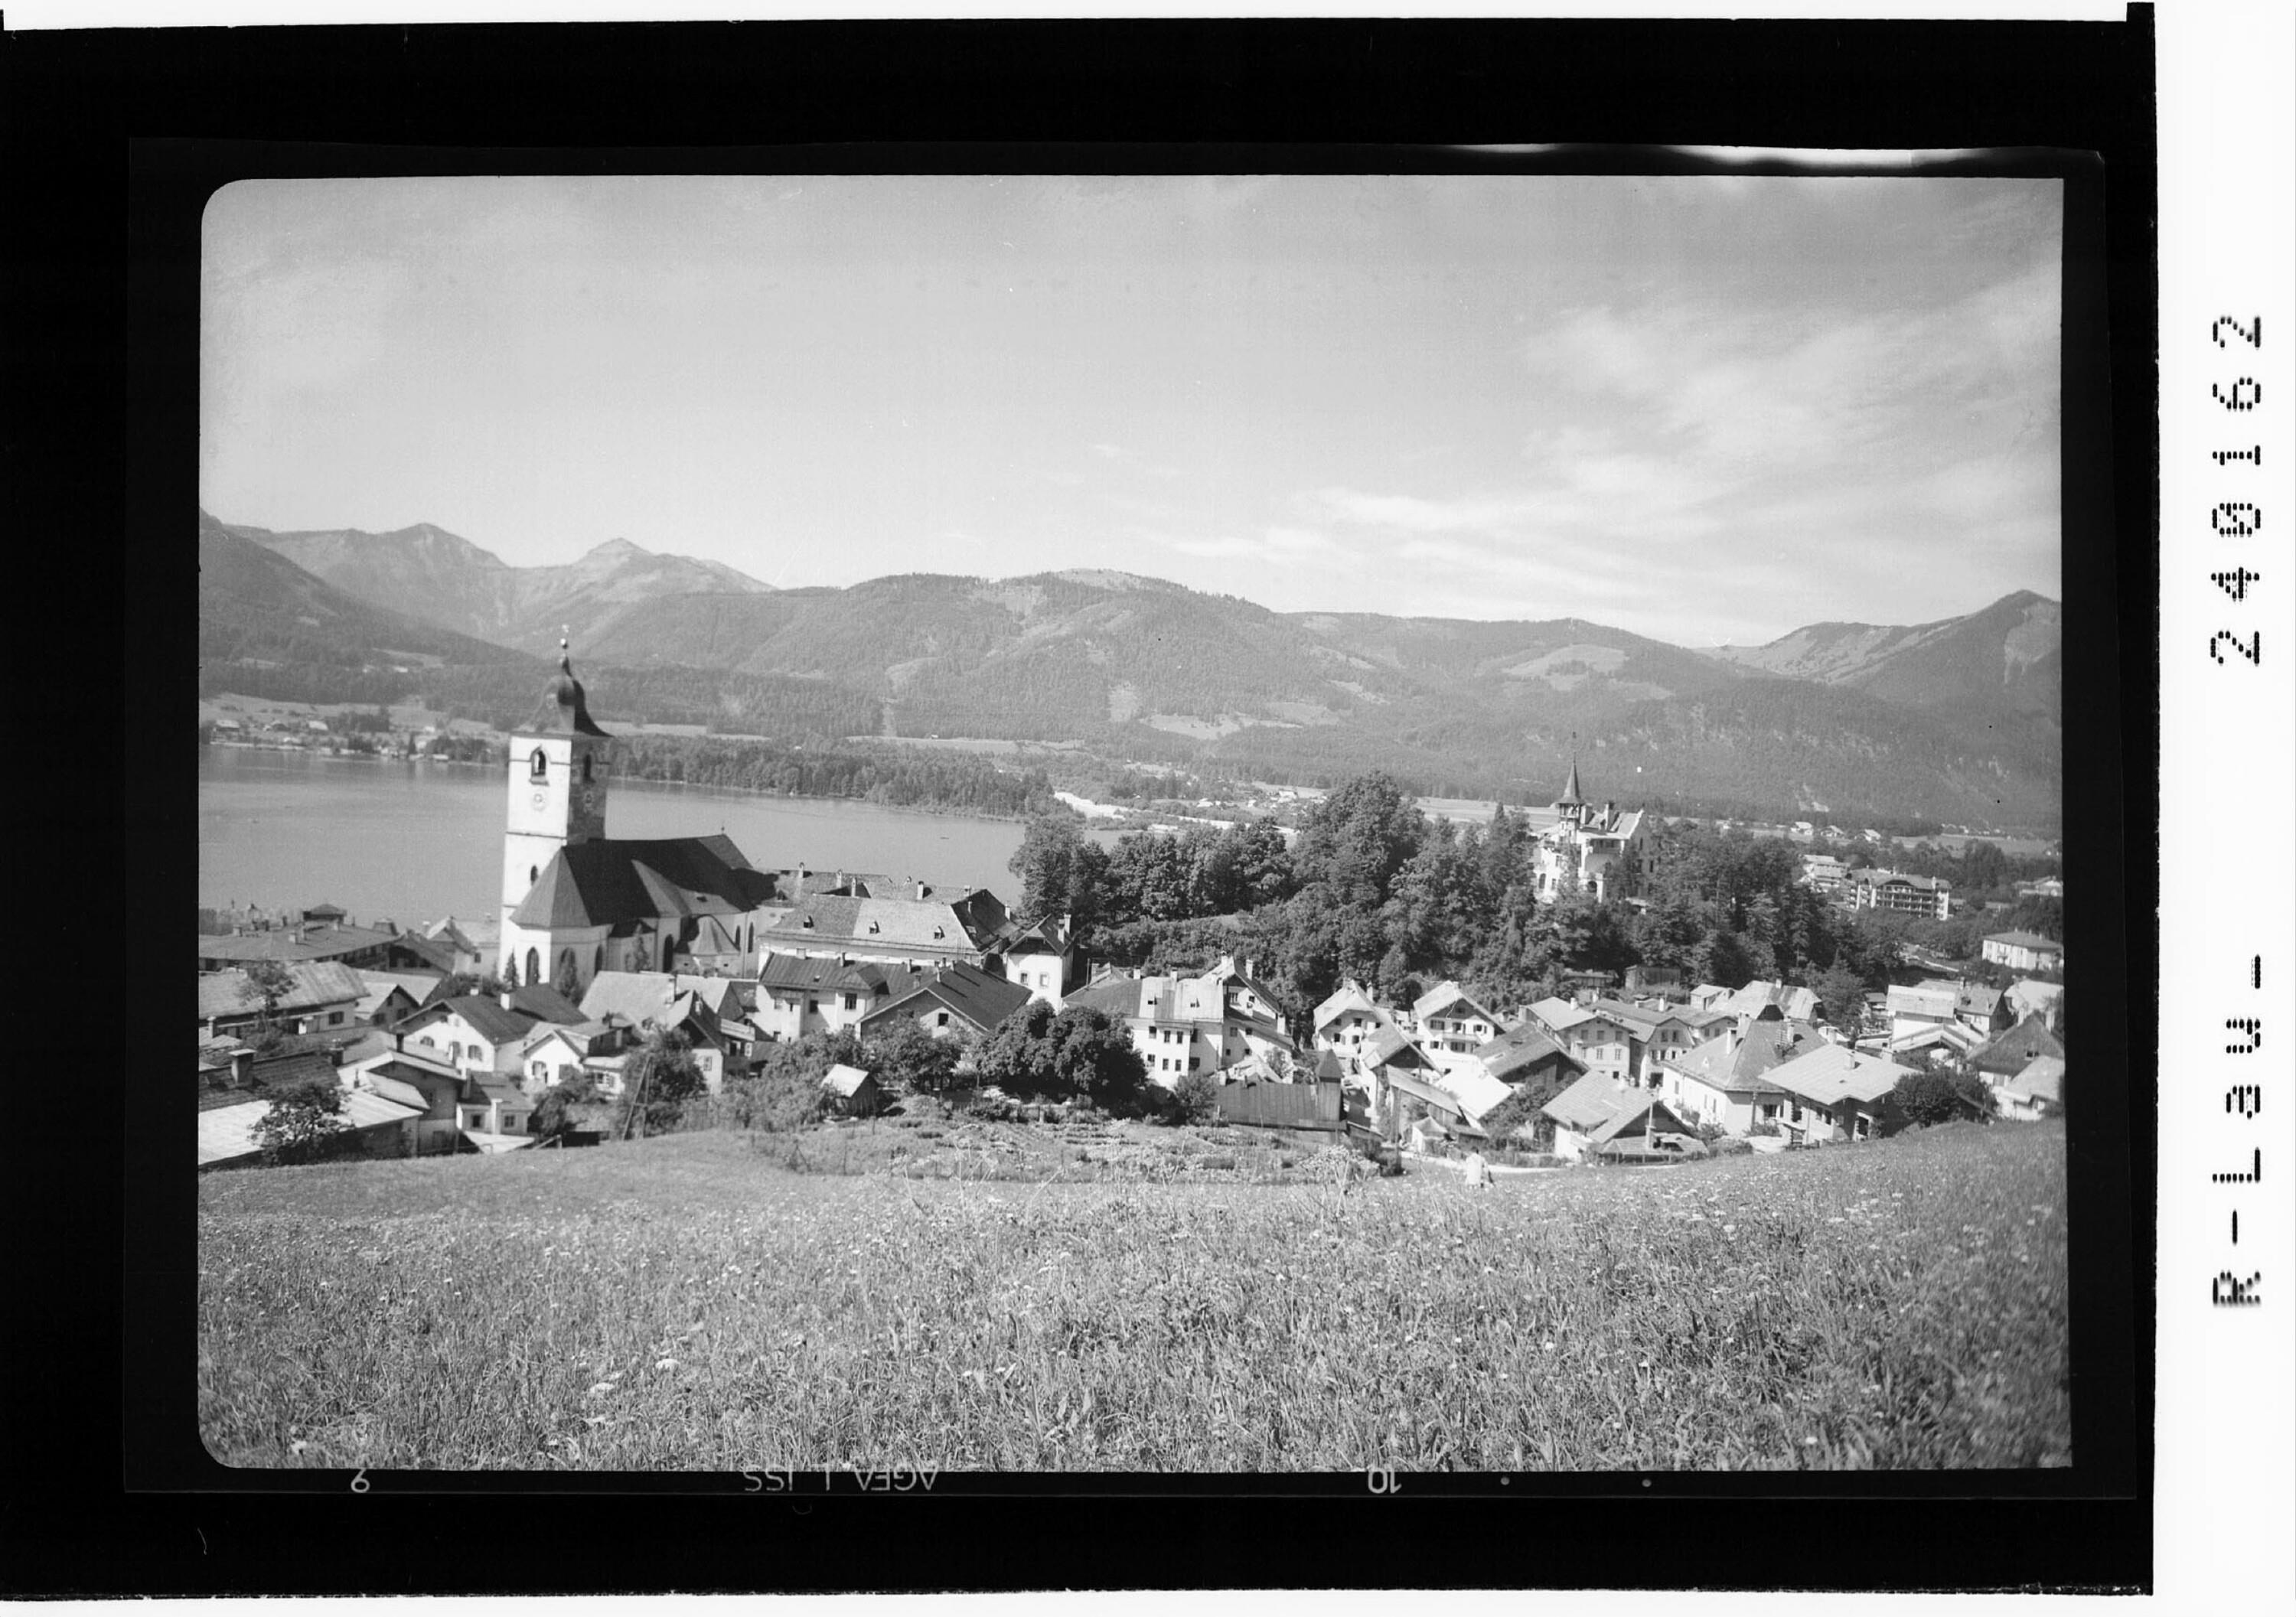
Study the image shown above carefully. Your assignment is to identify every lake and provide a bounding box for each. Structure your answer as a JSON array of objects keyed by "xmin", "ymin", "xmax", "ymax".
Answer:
[{"xmin": 197, "ymin": 747, "xmax": 1095, "ymax": 927}]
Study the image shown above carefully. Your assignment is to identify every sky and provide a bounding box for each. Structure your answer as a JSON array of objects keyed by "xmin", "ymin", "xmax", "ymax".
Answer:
[{"xmin": 203, "ymin": 171, "xmax": 2062, "ymax": 647}]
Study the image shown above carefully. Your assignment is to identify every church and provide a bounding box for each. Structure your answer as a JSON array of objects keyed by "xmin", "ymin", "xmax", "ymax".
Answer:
[{"xmin": 495, "ymin": 646, "xmax": 780, "ymax": 995}]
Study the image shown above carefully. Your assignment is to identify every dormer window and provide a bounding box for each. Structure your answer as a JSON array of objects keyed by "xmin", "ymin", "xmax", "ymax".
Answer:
[
  {"xmin": 868, "ymin": 921, "xmax": 881, "ymax": 934},
  {"xmin": 801, "ymin": 917, "xmax": 814, "ymax": 930}
]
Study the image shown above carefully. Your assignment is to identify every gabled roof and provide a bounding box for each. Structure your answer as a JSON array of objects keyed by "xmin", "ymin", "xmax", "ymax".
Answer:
[
  {"xmin": 432, "ymin": 995, "xmax": 540, "ymax": 1045},
  {"xmin": 1313, "ymin": 1048, "xmax": 1346, "ymax": 1082},
  {"xmin": 511, "ymin": 836, "xmax": 776, "ymax": 931},
  {"xmin": 580, "ymin": 970, "xmax": 726, "ymax": 1031},
  {"xmin": 355, "ymin": 968, "xmax": 450, "ymax": 1008},
  {"xmin": 1763, "ymin": 1043, "xmax": 1914, "ymax": 1109},
  {"xmin": 197, "ymin": 1086, "xmax": 425, "ymax": 1166},
  {"xmin": 2005, "ymin": 1055, "xmax": 2064, "ymax": 1103},
  {"xmin": 1365, "ymin": 1023, "xmax": 1434, "ymax": 1070},
  {"xmin": 1062, "ymin": 976, "xmax": 1144, "ymax": 1019},
  {"xmin": 509, "ymin": 982, "xmax": 590, "ymax": 1025},
  {"xmin": 820, "ymin": 1063, "xmax": 874, "ymax": 1097},
  {"xmin": 1664, "ymin": 1021, "xmax": 1808, "ymax": 1095},
  {"xmin": 861, "ymin": 962, "xmax": 1033, "ymax": 1036},
  {"xmin": 1414, "ymin": 981, "xmax": 1500, "ymax": 1025},
  {"xmin": 1539, "ymin": 1071, "xmax": 1644, "ymax": 1134},
  {"xmin": 1476, "ymin": 1022, "xmax": 1578, "ymax": 1085},
  {"xmin": 1529, "ymin": 997, "xmax": 1592, "ymax": 1033},
  {"xmin": 1438, "ymin": 1063, "xmax": 1515, "ymax": 1123},
  {"xmin": 762, "ymin": 890, "xmax": 1005, "ymax": 954},
  {"xmin": 1971, "ymin": 1012, "xmax": 2066, "ymax": 1074},
  {"xmin": 1313, "ymin": 982, "xmax": 1381, "ymax": 1030}
]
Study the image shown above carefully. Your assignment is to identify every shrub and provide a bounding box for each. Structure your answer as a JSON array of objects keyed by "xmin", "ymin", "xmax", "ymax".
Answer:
[
  {"xmin": 1749, "ymin": 1120, "xmax": 1782, "ymax": 1138},
  {"xmin": 1709, "ymin": 1136, "xmax": 1755, "ymax": 1157},
  {"xmin": 252, "ymin": 1080, "xmax": 353, "ymax": 1167},
  {"xmin": 1170, "ymin": 1068, "xmax": 1221, "ymax": 1126}
]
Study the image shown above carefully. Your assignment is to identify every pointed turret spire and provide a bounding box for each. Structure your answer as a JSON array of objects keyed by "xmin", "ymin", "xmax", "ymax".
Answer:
[
  {"xmin": 1557, "ymin": 755, "xmax": 1583, "ymax": 808},
  {"xmin": 527, "ymin": 629, "xmax": 611, "ymax": 737}
]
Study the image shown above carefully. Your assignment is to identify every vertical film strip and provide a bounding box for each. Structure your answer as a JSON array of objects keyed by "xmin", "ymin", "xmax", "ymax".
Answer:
[{"xmin": 2160, "ymin": 4, "xmax": 2295, "ymax": 1608}]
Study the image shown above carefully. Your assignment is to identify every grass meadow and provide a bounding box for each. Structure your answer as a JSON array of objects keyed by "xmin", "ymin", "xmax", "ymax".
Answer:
[{"xmin": 197, "ymin": 1117, "xmax": 2070, "ymax": 1472}]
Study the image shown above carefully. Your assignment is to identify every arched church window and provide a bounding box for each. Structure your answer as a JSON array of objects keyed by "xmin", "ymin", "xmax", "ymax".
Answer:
[
  {"xmin": 593, "ymin": 946, "xmax": 603, "ymax": 976},
  {"xmin": 526, "ymin": 948, "xmax": 540, "ymax": 985},
  {"xmin": 529, "ymin": 748, "xmax": 547, "ymax": 782},
  {"xmin": 582, "ymin": 754, "xmax": 593, "ymax": 781},
  {"xmin": 529, "ymin": 866, "xmax": 538, "ymax": 885}
]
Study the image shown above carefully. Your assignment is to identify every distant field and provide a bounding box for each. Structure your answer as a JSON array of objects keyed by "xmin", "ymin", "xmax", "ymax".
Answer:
[{"xmin": 197, "ymin": 1120, "xmax": 2069, "ymax": 1472}]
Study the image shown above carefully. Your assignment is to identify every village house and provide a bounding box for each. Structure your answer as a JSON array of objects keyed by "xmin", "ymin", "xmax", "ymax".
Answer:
[
  {"xmin": 1066, "ymin": 955, "xmax": 1296, "ymax": 1086},
  {"xmin": 1539, "ymin": 1072, "xmax": 1701, "ymax": 1163},
  {"xmin": 1214, "ymin": 1077, "xmax": 1345, "ymax": 1133},
  {"xmin": 1886, "ymin": 983, "xmax": 1962, "ymax": 1044},
  {"xmin": 1760, "ymin": 1043, "xmax": 1916, "ymax": 1146},
  {"xmin": 197, "ymin": 961, "xmax": 369, "ymax": 1038},
  {"xmin": 578, "ymin": 970, "xmax": 740, "ymax": 1093},
  {"xmin": 338, "ymin": 1045, "xmax": 469, "ymax": 1155},
  {"xmin": 515, "ymin": 1021, "xmax": 621, "ymax": 1095},
  {"xmin": 1472, "ymin": 1021, "xmax": 1585, "ymax": 1099},
  {"xmin": 995, "ymin": 914, "xmax": 1078, "ymax": 1008},
  {"xmin": 760, "ymin": 882, "xmax": 1012, "ymax": 975},
  {"xmin": 1655, "ymin": 1016, "xmax": 1820, "ymax": 1136},
  {"xmin": 1411, "ymin": 981, "xmax": 1506, "ymax": 1059},
  {"xmin": 395, "ymin": 994, "xmax": 562, "ymax": 1079},
  {"xmin": 1970, "ymin": 1012, "xmax": 2067, "ymax": 1086},
  {"xmin": 1370, "ymin": 1064, "xmax": 1488, "ymax": 1146},
  {"xmin": 351, "ymin": 967, "xmax": 450, "ymax": 1027},
  {"xmin": 1993, "ymin": 1053, "xmax": 2065, "ymax": 1120},
  {"xmin": 856, "ymin": 960, "xmax": 1032, "ymax": 1045},
  {"xmin": 1529, "ymin": 999, "xmax": 1646, "ymax": 1088},
  {"xmin": 1622, "ymin": 963, "xmax": 1686, "ymax": 998},
  {"xmin": 199, "ymin": 1079, "xmax": 427, "ymax": 1171},
  {"xmin": 1982, "ymin": 931, "xmax": 2066, "ymax": 974},
  {"xmin": 754, "ymin": 954, "xmax": 929, "ymax": 1043},
  {"xmin": 197, "ymin": 918, "xmax": 401, "ymax": 973},
  {"xmin": 1311, "ymin": 981, "xmax": 1399, "ymax": 1077}
]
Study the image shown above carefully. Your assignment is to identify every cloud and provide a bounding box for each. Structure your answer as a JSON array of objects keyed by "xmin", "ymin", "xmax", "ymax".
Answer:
[{"xmin": 1152, "ymin": 524, "xmax": 1340, "ymax": 565}]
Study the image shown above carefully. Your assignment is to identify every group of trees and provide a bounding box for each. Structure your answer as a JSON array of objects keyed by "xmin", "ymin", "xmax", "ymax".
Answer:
[
  {"xmin": 607, "ymin": 735, "xmax": 1058, "ymax": 817},
  {"xmin": 1010, "ymin": 771, "xmax": 1927, "ymax": 1044}
]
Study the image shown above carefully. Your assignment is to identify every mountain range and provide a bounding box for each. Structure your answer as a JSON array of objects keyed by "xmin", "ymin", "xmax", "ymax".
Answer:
[{"xmin": 201, "ymin": 509, "xmax": 2062, "ymax": 831}]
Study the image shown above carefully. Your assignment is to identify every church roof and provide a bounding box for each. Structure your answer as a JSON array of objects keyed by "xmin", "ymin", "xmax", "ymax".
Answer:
[
  {"xmin": 520, "ymin": 644, "xmax": 612, "ymax": 738},
  {"xmin": 510, "ymin": 836, "xmax": 775, "ymax": 931}
]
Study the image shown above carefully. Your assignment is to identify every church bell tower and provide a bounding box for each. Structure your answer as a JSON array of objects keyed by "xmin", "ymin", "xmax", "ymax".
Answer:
[{"xmin": 500, "ymin": 639, "xmax": 614, "ymax": 947}]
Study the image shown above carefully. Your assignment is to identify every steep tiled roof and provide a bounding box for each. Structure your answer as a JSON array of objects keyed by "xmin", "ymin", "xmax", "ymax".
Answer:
[
  {"xmin": 1313, "ymin": 982, "xmax": 1381, "ymax": 1030},
  {"xmin": 509, "ymin": 983, "xmax": 590, "ymax": 1025},
  {"xmin": 861, "ymin": 963, "xmax": 1032, "ymax": 1037},
  {"xmin": 1438, "ymin": 1064, "xmax": 1515, "ymax": 1123},
  {"xmin": 1887, "ymin": 984, "xmax": 1959, "ymax": 1019},
  {"xmin": 765, "ymin": 886, "xmax": 1010, "ymax": 955},
  {"xmin": 437, "ymin": 995, "xmax": 539, "ymax": 1045},
  {"xmin": 1664, "ymin": 1021, "xmax": 1807, "ymax": 1095},
  {"xmin": 820, "ymin": 1063, "xmax": 874, "ymax": 1098},
  {"xmin": 1414, "ymin": 981, "xmax": 1499, "ymax": 1024},
  {"xmin": 1971, "ymin": 1013, "xmax": 2066, "ymax": 1075},
  {"xmin": 511, "ymin": 836, "xmax": 775, "ymax": 930},
  {"xmin": 1065, "ymin": 977, "xmax": 1146, "ymax": 1019},
  {"xmin": 1476, "ymin": 1023, "xmax": 1577, "ymax": 1085}
]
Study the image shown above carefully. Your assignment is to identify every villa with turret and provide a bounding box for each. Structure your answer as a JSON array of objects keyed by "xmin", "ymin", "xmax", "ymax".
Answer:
[{"xmin": 1527, "ymin": 761, "xmax": 1655, "ymax": 903}]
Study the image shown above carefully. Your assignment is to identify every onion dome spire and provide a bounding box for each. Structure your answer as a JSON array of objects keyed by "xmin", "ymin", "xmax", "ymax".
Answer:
[{"xmin": 528, "ymin": 628, "xmax": 611, "ymax": 738}]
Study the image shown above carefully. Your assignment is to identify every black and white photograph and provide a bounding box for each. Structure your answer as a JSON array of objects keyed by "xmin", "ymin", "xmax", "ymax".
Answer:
[{"xmin": 191, "ymin": 167, "xmax": 2082, "ymax": 1476}]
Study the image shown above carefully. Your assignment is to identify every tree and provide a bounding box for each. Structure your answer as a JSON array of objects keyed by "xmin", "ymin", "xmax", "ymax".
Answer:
[
  {"xmin": 866, "ymin": 1018, "xmax": 966, "ymax": 1095},
  {"xmin": 1009, "ymin": 810, "xmax": 1089, "ymax": 922},
  {"xmin": 1475, "ymin": 1088, "xmax": 1548, "ymax": 1149},
  {"xmin": 253, "ymin": 1079, "xmax": 352, "ymax": 1166},
  {"xmin": 501, "ymin": 956, "xmax": 521, "ymax": 990},
  {"xmin": 1891, "ymin": 1068, "xmax": 1994, "ymax": 1128},
  {"xmin": 1293, "ymin": 772, "xmax": 1425, "ymax": 910},
  {"xmin": 974, "ymin": 1002, "xmax": 1151, "ymax": 1113},
  {"xmin": 530, "ymin": 1076, "xmax": 595, "ymax": 1143},
  {"xmin": 612, "ymin": 1027, "xmax": 708, "ymax": 1137},
  {"xmin": 1810, "ymin": 961, "xmax": 1870, "ymax": 1034},
  {"xmin": 553, "ymin": 950, "xmax": 583, "ymax": 1000}
]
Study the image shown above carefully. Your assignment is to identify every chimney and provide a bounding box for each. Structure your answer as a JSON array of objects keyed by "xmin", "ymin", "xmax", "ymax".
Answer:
[{"xmin": 916, "ymin": 881, "xmax": 928, "ymax": 901}]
